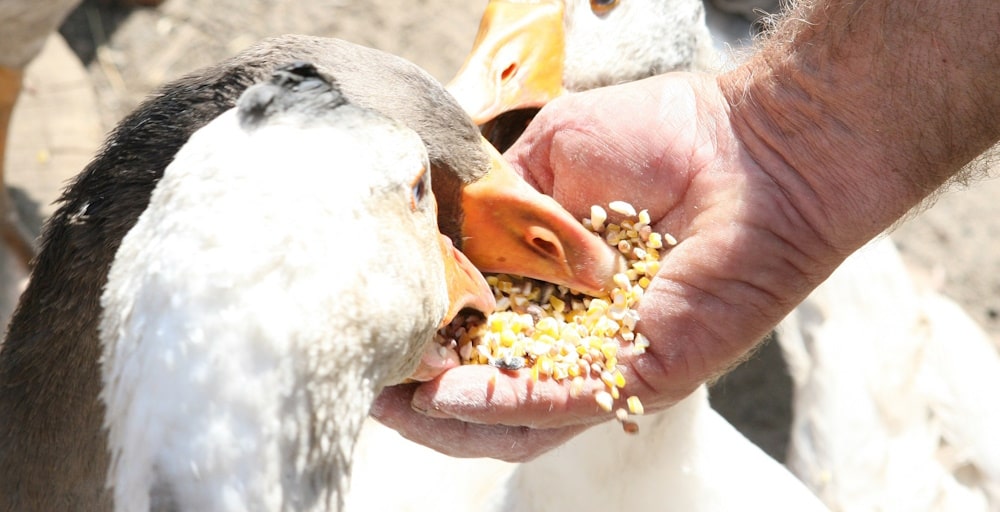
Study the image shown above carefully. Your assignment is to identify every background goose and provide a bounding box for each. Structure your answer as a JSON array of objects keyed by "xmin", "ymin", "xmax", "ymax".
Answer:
[
  {"xmin": 0, "ymin": 34, "xmax": 619, "ymax": 510},
  {"xmin": 446, "ymin": 0, "xmax": 717, "ymax": 150},
  {"xmin": 445, "ymin": 1, "xmax": 1000, "ymax": 510},
  {"xmin": 777, "ymin": 240, "xmax": 1000, "ymax": 510},
  {"xmin": 100, "ymin": 60, "xmax": 492, "ymax": 511},
  {"xmin": 349, "ymin": 386, "xmax": 829, "ymax": 511}
]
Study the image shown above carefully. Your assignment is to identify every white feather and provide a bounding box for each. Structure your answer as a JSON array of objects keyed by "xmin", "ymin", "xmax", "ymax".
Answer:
[{"xmin": 100, "ymin": 103, "xmax": 447, "ymax": 511}]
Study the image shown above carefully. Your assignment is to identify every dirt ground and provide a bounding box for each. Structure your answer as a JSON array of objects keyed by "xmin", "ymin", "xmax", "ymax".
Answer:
[{"xmin": 7, "ymin": 0, "xmax": 1000, "ymax": 466}]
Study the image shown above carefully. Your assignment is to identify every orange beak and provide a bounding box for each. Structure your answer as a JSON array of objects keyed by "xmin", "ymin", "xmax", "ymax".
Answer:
[
  {"xmin": 448, "ymin": 1, "xmax": 622, "ymax": 295},
  {"xmin": 461, "ymin": 138, "xmax": 622, "ymax": 296},
  {"xmin": 447, "ymin": 0, "xmax": 567, "ymax": 124},
  {"xmin": 439, "ymin": 232, "xmax": 496, "ymax": 326}
]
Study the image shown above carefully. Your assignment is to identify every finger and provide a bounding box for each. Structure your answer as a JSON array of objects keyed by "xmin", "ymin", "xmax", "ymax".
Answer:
[
  {"xmin": 372, "ymin": 384, "xmax": 586, "ymax": 462},
  {"xmin": 408, "ymin": 364, "xmax": 656, "ymax": 429}
]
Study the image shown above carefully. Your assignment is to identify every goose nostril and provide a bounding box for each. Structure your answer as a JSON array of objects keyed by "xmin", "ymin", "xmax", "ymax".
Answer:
[
  {"xmin": 500, "ymin": 63, "xmax": 517, "ymax": 83},
  {"xmin": 531, "ymin": 237, "xmax": 562, "ymax": 261}
]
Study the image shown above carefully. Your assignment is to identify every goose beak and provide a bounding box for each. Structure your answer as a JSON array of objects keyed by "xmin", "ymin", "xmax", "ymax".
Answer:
[
  {"xmin": 461, "ymin": 138, "xmax": 623, "ymax": 296},
  {"xmin": 440, "ymin": 233, "xmax": 495, "ymax": 327},
  {"xmin": 446, "ymin": 0, "xmax": 566, "ymax": 124}
]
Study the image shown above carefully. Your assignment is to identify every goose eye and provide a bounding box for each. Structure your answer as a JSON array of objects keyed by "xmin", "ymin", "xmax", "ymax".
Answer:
[
  {"xmin": 590, "ymin": 0, "xmax": 620, "ymax": 15},
  {"xmin": 409, "ymin": 166, "xmax": 429, "ymax": 211}
]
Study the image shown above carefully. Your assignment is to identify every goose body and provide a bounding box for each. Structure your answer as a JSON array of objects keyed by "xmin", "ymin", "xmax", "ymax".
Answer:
[
  {"xmin": 348, "ymin": 387, "xmax": 828, "ymax": 511},
  {"xmin": 0, "ymin": 35, "xmax": 619, "ymax": 510},
  {"xmin": 99, "ymin": 62, "xmax": 479, "ymax": 511},
  {"xmin": 777, "ymin": 238, "xmax": 1000, "ymax": 510}
]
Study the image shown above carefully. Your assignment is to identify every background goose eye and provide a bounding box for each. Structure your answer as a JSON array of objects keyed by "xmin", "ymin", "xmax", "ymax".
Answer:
[
  {"xmin": 590, "ymin": 0, "xmax": 620, "ymax": 15},
  {"xmin": 410, "ymin": 166, "xmax": 429, "ymax": 210}
]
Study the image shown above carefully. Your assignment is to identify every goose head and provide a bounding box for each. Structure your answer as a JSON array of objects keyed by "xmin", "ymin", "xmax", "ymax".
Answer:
[
  {"xmin": 0, "ymin": 35, "xmax": 616, "ymax": 510},
  {"xmin": 99, "ymin": 62, "xmax": 490, "ymax": 511},
  {"xmin": 235, "ymin": 36, "xmax": 622, "ymax": 295},
  {"xmin": 447, "ymin": 0, "xmax": 715, "ymax": 148}
]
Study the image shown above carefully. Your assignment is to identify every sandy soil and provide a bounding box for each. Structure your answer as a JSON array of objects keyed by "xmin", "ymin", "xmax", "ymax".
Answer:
[{"xmin": 7, "ymin": 0, "xmax": 999, "ymax": 466}]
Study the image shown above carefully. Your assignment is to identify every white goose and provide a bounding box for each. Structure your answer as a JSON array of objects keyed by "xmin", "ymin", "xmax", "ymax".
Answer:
[
  {"xmin": 98, "ymin": 61, "xmax": 494, "ymax": 511},
  {"xmin": 445, "ymin": 1, "xmax": 1000, "ymax": 510},
  {"xmin": 777, "ymin": 239, "xmax": 1000, "ymax": 511},
  {"xmin": 447, "ymin": 0, "xmax": 717, "ymax": 151}
]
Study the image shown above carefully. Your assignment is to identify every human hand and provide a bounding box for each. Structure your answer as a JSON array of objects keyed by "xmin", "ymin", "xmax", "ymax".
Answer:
[{"xmin": 372, "ymin": 71, "xmax": 844, "ymax": 461}]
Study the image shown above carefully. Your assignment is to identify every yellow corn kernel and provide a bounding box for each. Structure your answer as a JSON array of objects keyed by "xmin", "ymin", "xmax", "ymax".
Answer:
[
  {"xmin": 638, "ymin": 209, "xmax": 651, "ymax": 225},
  {"xmin": 548, "ymin": 295, "xmax": 566, "ymax": 313},
  {"xmin": 438, "ymin": 200, "xmax": 677, "ymax": 436},
  {"xmin": 570, "ymin": 376, "xmax": 586, "ymax": 398},
  {"xmin": 627, "ymin": 395, "xmax": 645, "ymax": 415},
  {"xmin": 647, "ymin": 232, "xmax": 663, "ymax": 249},
  {"xmin": 633, "ymin": 332, "xmax": 650, "ymax": 353},
  {"xmin": 600, "ymin": 371, "xmax": 616, "ymax": 388},
  {"xmin": 613, "ymin": 369, "xmax": 627, "ymax": 388}
]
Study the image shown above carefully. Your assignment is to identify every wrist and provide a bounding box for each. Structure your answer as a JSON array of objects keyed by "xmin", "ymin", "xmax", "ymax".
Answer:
[{"xmin": 717, "ymin": 0, "xmax": 1000, "ymax": 252}]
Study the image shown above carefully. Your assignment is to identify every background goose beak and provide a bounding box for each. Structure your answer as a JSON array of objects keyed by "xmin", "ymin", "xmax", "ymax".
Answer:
[
  {"xmin": 440, "ymin": 233, "xmax": 496, "ymax": 327},
  {"xmin": 446, "ymin": 0, "xmax": 566, "ymax": 124},
  {"xmin": 461, "ymin": 138, "xmax": 623, "ymax": 296}
]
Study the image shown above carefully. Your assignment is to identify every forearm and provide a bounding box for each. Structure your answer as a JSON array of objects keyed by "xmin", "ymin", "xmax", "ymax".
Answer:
[{"xmin": 719, "ymin": 0, "xmax": 1000, "ymax": 252}]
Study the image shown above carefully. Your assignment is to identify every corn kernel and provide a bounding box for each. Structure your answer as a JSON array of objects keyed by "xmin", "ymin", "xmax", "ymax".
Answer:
[
  {"xmin": 595, "ymin": 391, "xmax": 615, "ymax": 412},
  {"xmin": 613, "ymin": 370, "xmax": 627, "ymax": 388},
  {"xmin": 437, "ymin": 200, "xmax": 677, "ymax": 436},
  {"xmin": 615, "ymin": 408, "xmax": 629, "ymax": 422},
  {"xmin": 590, "ymin": 205, "xmax": 608, "ymax": 232},
  {"xmin": 608, "ymin": 201, "xmax": 637, "ymax": 217},
  {"xmin": 627, "ymin": 395, "xmax": 645, "ymax": 415},
  {"xmin": 647, "ymin": 232, "xmax": 663, "ymax": 249},
  {"xmin": 638, "ymin": 209, "xmax": 651, "ymax": 225}
]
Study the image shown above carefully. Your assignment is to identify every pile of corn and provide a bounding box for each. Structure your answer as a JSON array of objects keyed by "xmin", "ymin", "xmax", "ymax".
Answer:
[{"xmin": 438, "ymin": 201, "xmax": 676, "ymax": 433}]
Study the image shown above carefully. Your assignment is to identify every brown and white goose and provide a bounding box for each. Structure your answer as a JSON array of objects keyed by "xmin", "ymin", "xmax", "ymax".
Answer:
[
  {"xmin": 0, "ymin": 35, "xmax": 619, "ymax": 510},
  {"xmin": 100, "ymin": 60, "xmax": 492, "ymax": 511}
]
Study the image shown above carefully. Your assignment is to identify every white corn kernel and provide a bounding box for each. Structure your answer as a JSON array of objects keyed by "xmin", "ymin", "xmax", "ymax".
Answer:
[
  {"xmin": 627, "ymin": 395, "xmax": 645, "ymax": 415},
  {"xmin": 438, "ymin": 200, "xmax": 678, "ymax": 436},
  {"xmin": 608, "ymin": 200, "xmax": 637, "ymax": 217},
  {"xmin": 595, "ymin": 391, "xmax": 615, "ymax": 412},
  {"xmin": 590, "ymin": 205, "xmax": 608, "ymax": 232}
]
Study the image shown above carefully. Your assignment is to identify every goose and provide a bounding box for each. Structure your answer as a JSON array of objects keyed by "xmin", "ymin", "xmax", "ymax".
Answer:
[
  {"xmin": 446, "ymin": 0, "xmax": 717, "ymax": 150},
  {"xmin": 446, "ymin": 1, "xmax": 1000, "ymax": 510},
  {"xmin": 100, "ymin": 60, "xmax": 495, "ymax": 511},
  {"xmin": 349, "ymin": 386, "xmax": 830, "ymax": 511},
  {"xmin": 776, "ymin": 238, "xmax": 1000, "ymax": 510},
  {"xmin": 0, "ymin": 34, "xmax": 621, "ymax": 510}
]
